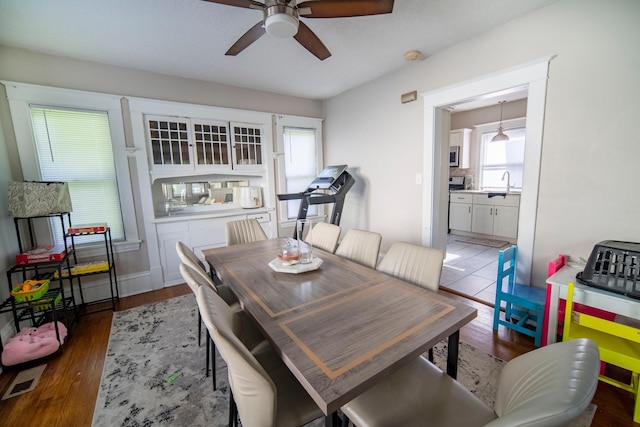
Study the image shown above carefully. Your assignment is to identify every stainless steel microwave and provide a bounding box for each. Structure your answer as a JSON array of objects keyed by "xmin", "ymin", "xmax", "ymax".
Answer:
[{"xmin": 449, "ymin": 146, "xmax": 460, "ymax": 167}]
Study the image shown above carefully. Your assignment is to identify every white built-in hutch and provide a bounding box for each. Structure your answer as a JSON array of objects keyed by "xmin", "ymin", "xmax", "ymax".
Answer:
[{"xmin": 128, "ymin": 97, "xmax": 277, "ymax": 287}]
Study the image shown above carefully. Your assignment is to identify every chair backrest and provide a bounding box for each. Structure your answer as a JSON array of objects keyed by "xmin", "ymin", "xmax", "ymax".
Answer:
[
  {"xmin": 377, "ymin": 242, "xmax": 444, "ymax": 292},
  {"xmin": 179, "ymin": 262, "xmax": 217, "ymax": 295},
  {"xmin": 176, "ymin": 240, "xmax": 206, "ymax": 270},
  {"xmin": 195, "ymin": 284, "xmax": 278, "ymax": 427},
  {"xmin": 547, "ymin": 253, "xmax": 566, "ymax": 278},
  {"xmin": 305, "ymin": 222, "xmax": 341, "ymax": 253},
  {"xmin": 490, "ymin": 338, "xmax": 600, "ymax": 427},
  {"xmin": 496, "ymin": 245, "xmax": 517, "ymax": 295},
  {"xmin": 335, "ymin": 229, "xmax": 382, "ymax": 268},
  {"xmin": 226, "ymin": 218, "xmax": 268, "ymax": 246}
]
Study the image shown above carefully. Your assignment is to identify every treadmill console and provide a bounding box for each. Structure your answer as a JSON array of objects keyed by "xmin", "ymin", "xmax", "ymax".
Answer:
[{"xmin": 308, "ymin": 165, "xmax": 348, "ymax": 190}]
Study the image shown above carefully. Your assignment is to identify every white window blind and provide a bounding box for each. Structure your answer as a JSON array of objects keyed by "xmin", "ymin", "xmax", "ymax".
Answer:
[
  {"xmin": 30, "ymin": 106, "xmax": 124, "ymax": 244},
  {"xmin": 283, "ymin": 126, "xmax": 318, "ymax": 219}
]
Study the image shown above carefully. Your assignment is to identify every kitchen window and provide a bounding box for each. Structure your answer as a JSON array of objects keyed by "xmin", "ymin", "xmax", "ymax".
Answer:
[
  {"xmin": 476, "ymin": 118, "xmax": 526, "ymax": 191},
  {"xmin": 4, "ymin": 82, "xmax": 139, "ymax": 253}
]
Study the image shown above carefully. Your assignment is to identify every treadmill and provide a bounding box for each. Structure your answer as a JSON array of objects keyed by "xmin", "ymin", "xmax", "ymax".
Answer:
[{"xmin": 277, "ymin": 165, "xmax": 355, "ymax": 238}]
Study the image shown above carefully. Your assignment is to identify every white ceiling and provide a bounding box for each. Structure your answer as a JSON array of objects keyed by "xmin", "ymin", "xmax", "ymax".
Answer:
[{"xmin": 0, "ymin": 0, "xmax": 557, "ymax": 100}]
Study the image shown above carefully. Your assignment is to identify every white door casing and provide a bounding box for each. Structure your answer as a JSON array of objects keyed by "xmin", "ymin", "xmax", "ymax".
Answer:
[{"xmin": 421, "ymin": 56, "xmax": 553, "ymax": 284}]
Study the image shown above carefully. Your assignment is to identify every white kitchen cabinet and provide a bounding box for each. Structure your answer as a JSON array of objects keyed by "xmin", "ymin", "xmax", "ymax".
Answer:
[
  {"xmin": 471, "ymin": 194, "xmax": 520, "ymax": 239},
  {"xmin": 190, "ymin": 214, "xmax": 246, "ymax": 264},
  {"xmin": 246, "ymin": 211, "xmax": 272, "ymax": 237},
  {"xmin": 156, "ymin": 210, "xmax": 274, "ymax": 286},
  {"xmin": 449, "ymin": 193, "xmax": 473, "ymax": 232},
  {"xmin": 229, "ymin": 122, "xmax": 264, "ymax": 170},
  {"xmin": 492, "ymin": 206, "xmax": 519, "ymax": 238},
  {"xmin": 449, "ymin": 128, "xmax": 472, "ymax": 169},
  {"xmin": 156, "ymin": 221, "xmax": 190, "ymax": 285},
  {"xmin": 144, "ymin": 115, "xmax": 265, "ymax": 177}
]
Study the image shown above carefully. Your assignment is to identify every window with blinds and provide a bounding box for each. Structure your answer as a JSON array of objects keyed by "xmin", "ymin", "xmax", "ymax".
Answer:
[
  {"xmin": 283, "ymin": 126, "xmax": 318, "ymax": 219},
  {"xmin": 30, "ymin": 106, "xmax": 125, "ymax": 245}
]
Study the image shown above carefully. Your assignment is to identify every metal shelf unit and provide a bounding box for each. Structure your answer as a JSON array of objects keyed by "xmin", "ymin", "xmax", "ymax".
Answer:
[
  {"xmin": 1, "ymin": 213, "xmax": 78, "ymax": 358},
  {"xmin": 62, "ymin": 226, "xmax": 119, "ymax": 312}
]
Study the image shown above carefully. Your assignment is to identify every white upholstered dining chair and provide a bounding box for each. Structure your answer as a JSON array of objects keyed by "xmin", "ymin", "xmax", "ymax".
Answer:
[
  {"xmin": 376, "ymin": 241, "xmax": 444, "ymax": 361},
  {"xmin": 305, "ymin": 222, "xmax": 341, "ymax": 253},
  {"xmin": 179, "ymin": 261, "xmax": 258, "ymax": 392},
  {"xmin": 341, "ymin": 338, "xmax": 600, "ymax": 427},
  {"xmin": 176, "ymin": 241, "xmax": 237, "ymax": 305},
  {"xmin": 334, "ymin": 229, "xmax": 382, "ymax": 268},
  {"xmin": 194, "ymin": 284, "xmax": 326, "ymax": 427},
  {"xmin": 225, "ymin": 218, "xmax": 267, "ymax": 245},
  {"xmin": 376, "ymin": 241, "xmax": 444, "ymax": 292}
]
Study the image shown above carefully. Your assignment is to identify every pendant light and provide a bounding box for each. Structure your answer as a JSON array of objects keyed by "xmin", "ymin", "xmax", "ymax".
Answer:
[{"xmin": 491, "ymin": 100, "xmax": 509, "ymax": 142}]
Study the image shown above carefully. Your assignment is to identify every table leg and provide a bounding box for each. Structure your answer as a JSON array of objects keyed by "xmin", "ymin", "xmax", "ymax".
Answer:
[
  {"xmin": 547, "ymin": 284, "xmax": 560, "ymax": 345},
  {"xmin": 446, "ymin": 330, "xmax": 460, "ymax": 379},
  {"xmin": 325, "ymin": 411, "xmax": 339, "ymax": 427}
]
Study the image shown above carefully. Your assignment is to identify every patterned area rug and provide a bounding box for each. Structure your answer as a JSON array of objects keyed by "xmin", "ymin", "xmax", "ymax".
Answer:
[{"xmin": 92, "ymin": 294, "xmax": 595, "ymax": 426}]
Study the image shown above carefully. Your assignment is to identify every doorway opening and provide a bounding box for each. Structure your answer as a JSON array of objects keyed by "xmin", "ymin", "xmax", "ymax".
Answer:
[
  {"xmin": 443, "ymin": 99, "xmax": 527, "ymax": 304},
  {"xmin": 421, "ymin": 57, "xmax": 552, "ymax": 293}
]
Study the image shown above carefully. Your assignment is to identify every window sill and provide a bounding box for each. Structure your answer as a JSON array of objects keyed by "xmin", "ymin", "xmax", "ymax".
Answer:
[{"xmin": 74, "ymin": 239, "xmax": 142, "ymax": 258}]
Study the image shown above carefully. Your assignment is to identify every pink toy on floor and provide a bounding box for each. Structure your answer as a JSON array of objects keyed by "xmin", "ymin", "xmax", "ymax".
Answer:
[{"xmin": 1, "ymin": 321, "xmax": 67, "ymax": 366}]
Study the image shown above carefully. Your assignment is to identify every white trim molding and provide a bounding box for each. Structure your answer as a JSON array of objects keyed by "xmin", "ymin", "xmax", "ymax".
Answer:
[{"xmin": 421, "ymin": 56, "xmax": 553, "ymax": 284}]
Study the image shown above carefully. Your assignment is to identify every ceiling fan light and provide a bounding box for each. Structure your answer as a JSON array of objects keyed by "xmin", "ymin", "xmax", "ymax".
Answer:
[{"xmin": 265, "ymin": 13, "xmax": 299, "ymax": 38}]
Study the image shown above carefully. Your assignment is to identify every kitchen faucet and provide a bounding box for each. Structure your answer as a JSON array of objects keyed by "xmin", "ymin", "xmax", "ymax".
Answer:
[{"xmin": 501, "ymin": 171, "xmax": 511, "ymax": 192}]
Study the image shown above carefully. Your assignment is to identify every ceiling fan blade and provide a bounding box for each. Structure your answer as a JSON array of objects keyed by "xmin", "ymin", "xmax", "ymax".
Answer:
[
  {"xmin": 297, "ymin": 0, "xmax": 394, "ymax": 18},
  {"xmin": 293, "ymin": 21, "xmax": 331, "ymax": 60},
  {"xmin": 201, "ymin": 0, "xmax": 264, "ymax": 9},
  {"xmin": 225, "ymin": 21, "xmax": 266, "ymax": 56}
]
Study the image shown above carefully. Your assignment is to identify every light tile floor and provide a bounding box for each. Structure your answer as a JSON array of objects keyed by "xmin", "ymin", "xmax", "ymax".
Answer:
[{"xmin": 441, "ymin": 235, "xmax": 507, "ymax": 306}]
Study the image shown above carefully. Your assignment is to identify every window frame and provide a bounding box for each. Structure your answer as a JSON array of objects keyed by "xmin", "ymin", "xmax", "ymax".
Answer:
[
  {"xmin": 3, "ymin": 81, "xmax": 140, "ymax": 255},
  {"xmin": 274, "ymin": 115, "xmax": 324, "ymax": 225},
  {"xmin": 474, "ymin": 117, "xmax": 526, "ymax": 191}
]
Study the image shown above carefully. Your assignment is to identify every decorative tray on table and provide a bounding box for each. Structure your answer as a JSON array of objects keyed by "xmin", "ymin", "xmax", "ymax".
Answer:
[{"xmin": 268, "ymin": 257, "xmax": 323, "ymax": 274}]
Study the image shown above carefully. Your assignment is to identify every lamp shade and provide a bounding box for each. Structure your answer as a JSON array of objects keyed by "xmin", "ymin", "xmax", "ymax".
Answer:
[
  {"xmin": 491, "ymin": 127, "xmax": 509, "ymax": 142},
  {"xmin": 491, "ymin": 100, "xmax": 510, "ymax": 142},
  {"xmin": 7, "ymin": 181, "xmax": 73, "ymax": 218}
]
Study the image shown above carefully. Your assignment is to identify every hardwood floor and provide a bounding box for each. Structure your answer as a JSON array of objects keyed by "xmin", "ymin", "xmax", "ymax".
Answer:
[{"xmin": 0, "ymin": 285, "xmax": 636, "ymax": 427}]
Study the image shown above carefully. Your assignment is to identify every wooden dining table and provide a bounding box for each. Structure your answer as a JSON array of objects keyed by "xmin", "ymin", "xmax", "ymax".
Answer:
[{"xmin": 203, "ymin": 238, "xmax": 477, "ymax": 419}]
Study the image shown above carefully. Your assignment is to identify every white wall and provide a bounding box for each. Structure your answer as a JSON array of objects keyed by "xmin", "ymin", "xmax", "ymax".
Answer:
[
  {"xmin": 0, "ymin": 89, "xmax": 20, "ymax": 344},
  {"xmin": 0, "ymin": 45, "xmax": 323, "ymax": 284},
  {"xmin": 323, "ymin": 0, "xmax": 640, "ymax": 286}
]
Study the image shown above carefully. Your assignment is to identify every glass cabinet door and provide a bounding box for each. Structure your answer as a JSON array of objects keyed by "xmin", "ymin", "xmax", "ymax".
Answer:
[
  {"xmin": 193, "ymin": 119, "xmax": 230, "ymax": 167},
  {"xmin": 146, "ymin": 116, "xmax": 191, "ymax": 166},
  {"xmin": 231, "ymin": 122, "xmax": 263, "ymax": 167}
]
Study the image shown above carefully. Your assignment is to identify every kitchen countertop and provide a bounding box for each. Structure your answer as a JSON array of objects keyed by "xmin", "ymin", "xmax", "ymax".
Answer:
[
  {"xmin": 152, "ymin": 206, "xmax": 274, "ymax": 223},
  {"xmin": 450, "ymin": 189, "xmax": 521, "ymax": 195}
]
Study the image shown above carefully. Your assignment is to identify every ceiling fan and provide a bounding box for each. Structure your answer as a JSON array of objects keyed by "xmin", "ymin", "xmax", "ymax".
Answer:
[{"xmin": 202, "ymin": 0, "xmax": 395, "ymax": 60}]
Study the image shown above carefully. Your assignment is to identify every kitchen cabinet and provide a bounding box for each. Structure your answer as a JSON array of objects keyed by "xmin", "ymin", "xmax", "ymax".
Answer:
[
  {"xmin": 144, "ymin": 115, "xmax": 265, "ymax": 176},
  {"xmin": 449, "ymin": 193, "xmax": 473, "ymax": 232},
  {"xmin": 156, "ymin": 210, "xmax": 273, "ymax": 286},
  {"xmin": 156, "ymin": 221, "xmax": 191, "ymax": 285},
  {"xmin": 471, "ymin": 194, "xmax": 520, "ymax": 239},
  {"xmin": 449, "ymin": 128, "xmax": 472, "ymax": 169}
]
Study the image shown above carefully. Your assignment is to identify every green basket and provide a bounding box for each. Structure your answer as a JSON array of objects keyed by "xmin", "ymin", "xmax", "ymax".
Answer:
[
  {"xmin": 31, "ymin": 291, "xmax": 62, "ymax": 312},
  {"xmin": 11, "ymin": 280, "xmax": 50, "ymax": 302}
]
